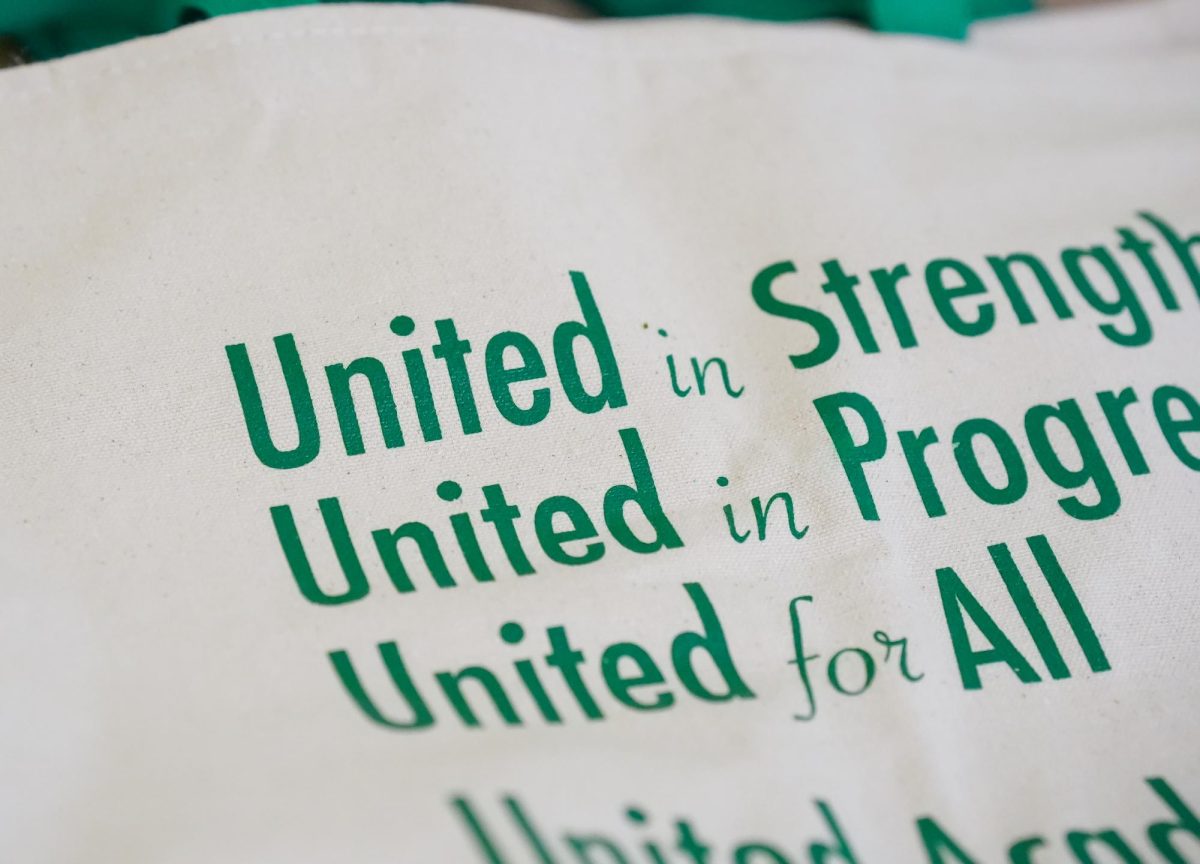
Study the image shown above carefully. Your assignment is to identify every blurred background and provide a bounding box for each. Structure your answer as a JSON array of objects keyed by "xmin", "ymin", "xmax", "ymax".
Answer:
[{"xmin": 0, "ymin": 0, "xmax": 1108, "ymax": 68}]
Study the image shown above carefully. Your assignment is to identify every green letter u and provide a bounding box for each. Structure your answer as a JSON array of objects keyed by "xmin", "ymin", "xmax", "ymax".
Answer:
[{"xmin": 226, "ymin": 333, "xmax": 320, "ymax": 470}]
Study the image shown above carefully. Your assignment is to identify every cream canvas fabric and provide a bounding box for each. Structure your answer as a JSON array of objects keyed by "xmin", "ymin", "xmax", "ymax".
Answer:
[{"xmin": 1, "ymin": 3, "xmax": 1199, "ymax": 862}]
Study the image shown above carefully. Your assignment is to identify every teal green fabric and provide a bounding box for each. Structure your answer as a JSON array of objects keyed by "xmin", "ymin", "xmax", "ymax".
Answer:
[{"xmin": 0, "ymin": 0, "xmax": 1033, "ymax": 58}]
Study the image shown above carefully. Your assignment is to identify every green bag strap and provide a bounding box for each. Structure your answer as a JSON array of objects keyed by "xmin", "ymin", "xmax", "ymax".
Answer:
[{"xmin": 0, "ymin": 0, "xmax": 1033, "ymax": 61}]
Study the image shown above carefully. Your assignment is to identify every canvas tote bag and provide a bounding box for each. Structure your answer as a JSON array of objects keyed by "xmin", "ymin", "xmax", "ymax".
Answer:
[{"xmin": 1, "ymin": 2, "xmax": 1198, "ymax": 861}]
